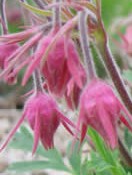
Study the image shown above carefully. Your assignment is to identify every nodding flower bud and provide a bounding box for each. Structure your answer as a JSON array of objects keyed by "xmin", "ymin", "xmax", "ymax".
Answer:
[
  {"xmin": 23, "ymin": 29, "xmax": 86, "ymax": 97},
  {"xmin": 77, "ymin": 79, "xmax": 132, "ymax": 149},
  {"xmin": 25, "ymin": 91, "xmax": 60, "ymax": 152},
  {"xmin": 42, "ymin": 30, "xmax": 86, "ymax": 96},
  {"xmin": 0, "ymin": 91, "xmax": 74, "ymax": 154}
]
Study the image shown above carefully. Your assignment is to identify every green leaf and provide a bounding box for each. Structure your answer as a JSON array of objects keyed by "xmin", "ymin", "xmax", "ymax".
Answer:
[
  {"xmin": 8, "ymin": 161, "xmax": 51, "ymax": 173},
  {"xmin": 7, "ymin": 160, "xmax": 69, "ymax": 173},
  {"xmin": 88, "ymin": 128, "xmax": 127, "ymax": 175},
  {"xmin": 124, "ymin": 128, "xmax": 132, "ymax": 151},
  {"xmin": 9, "ymin": 126, "xmax": 69, "ymax": 173},
  {"xmin": 88, "ymin": 128, "xmax": 115, "ymax": 165},
  {"xmin": 123, "ymin": 70, "xmax": 132, "ymax": 82},
  {"xmin": 67, "ymin": 141, "xmax": 81, "ymax": 175}
]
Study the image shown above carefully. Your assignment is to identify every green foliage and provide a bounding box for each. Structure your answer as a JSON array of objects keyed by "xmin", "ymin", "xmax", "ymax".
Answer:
[
  {"xmin": 124, "ymin": 128, "xmax": 132, "ymax": 151},
  {"xmin": 90, "ymin": 44, "xmax": 107, "ymax": 78},
  {"xmin": 66, "ymin": 142, "xmax": 81, "ymax": 175},
  {"xmin": 123, "ymin": 70, "xmax": 132, "ymax": 82},
  {"xmin": 88, "ymin": 127, "xmax": 128, "ymax": 175},
  {"xmin": 8, "ymin": 126, "xmax": 70, "ymax": 173},
  {"xmin": 7, "ymin": 126, "xmax": 131, "ymax": 175},
  {"xmin": 101, "ymin": 0, "xmax": 132, "ymax": 28}
]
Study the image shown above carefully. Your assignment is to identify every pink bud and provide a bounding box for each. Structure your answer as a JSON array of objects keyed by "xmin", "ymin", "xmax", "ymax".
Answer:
[
  {"xmin": 23, "ymin": 29, "xmax": 86, "ymax": 97},
  {"xmin": 77, "ymin": 79, "xmax": 132, "ymax": 149},
  {"xmin": 42, "ymin": 31, "xmax": 86, "ymax": 96},
  {"xmin": 0, "ymin": 91, "xmax": 75, "ymax": 154},
  {"xmin": 25, "ymin": 92, "xmax": 60, "ymax": 152}
]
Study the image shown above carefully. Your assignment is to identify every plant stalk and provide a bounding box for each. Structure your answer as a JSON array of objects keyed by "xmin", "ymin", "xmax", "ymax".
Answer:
[
  {"xmin": 79, "ymin": 11, "xmax": 97, "ymax": 81},
  {"xmin": 33, "ymin": 68, "xmax": 44, "ymax": 92},
  {"xmin": 0, "ymin": 0, "xmax": 8, "ymax": 34},
  {"xmin": 34, "ymin": 0, "xmax": 46, "ymax": 9},
  {"xmin": 53, "ymin": 0, "xmax": 61, "ymax": 29}
]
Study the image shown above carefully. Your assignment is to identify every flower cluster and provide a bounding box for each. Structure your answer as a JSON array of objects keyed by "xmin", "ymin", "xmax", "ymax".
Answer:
[{"xmin": 0, "ymin": 0, "xmax": 132, "ymax": 155}]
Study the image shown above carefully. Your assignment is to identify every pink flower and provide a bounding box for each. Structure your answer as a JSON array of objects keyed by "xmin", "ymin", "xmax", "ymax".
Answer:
[
  {"xmin": 121, "ymin": 25, "xmax": 132, "ymax": 56},
  {"xmin": 25, "ymin": 91, "xmax": 60, "ymax": 152},
  {"xmin": 77, "ymin": 79, "xmax": 132, "ymax": 149},
  {"xmin": 22, "ymin": 29, "xmax": 86, "ymax": 97},
  {"xmin": 42, "ymin": 32, "xmax": 71, "ymax": 96},
  {"xmin": 0, "ymin": 91, "xmax": 74, "ymax": 154}
]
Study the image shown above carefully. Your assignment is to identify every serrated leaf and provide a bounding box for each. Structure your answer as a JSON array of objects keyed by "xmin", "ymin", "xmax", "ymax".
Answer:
[
  {"xmin": 88, "ymin": 128, "xmax": 127, "ymax": 175},
  {"xmin": 88, "ymin": 127, "xmax": 115, "ymax": 165},
  {"xmin": 9, "ymin": 126, "xmax": 68, "ymax": 171}
]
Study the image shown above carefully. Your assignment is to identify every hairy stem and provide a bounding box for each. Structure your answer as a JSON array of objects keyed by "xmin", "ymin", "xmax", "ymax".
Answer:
[
  {"xmin": 34, "ymin": 0, "xmax": 46, "ymax": 9},
  {"xmin": 33, "ymin": 69, "xmax": 44, "ymax": 92},
  {"xmin": 99, "ymin": 43, "xmax": 132, "ymax": 114},
  {"xmin": 0, "ymin": 0, "xmax": 8, "ymax": 34},
  {"xmin": 79, "ymin": 11, "xmax": 96, "ymax": 80},
  {"xmin": 53, "ymin": 0, "xmax": 61, "ymax": 29},
  {"xmin": 118, "ymin": 138, "xmax": 132, "ymax": 167}
]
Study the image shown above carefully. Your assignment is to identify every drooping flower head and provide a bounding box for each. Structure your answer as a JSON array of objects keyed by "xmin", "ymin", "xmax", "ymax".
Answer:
[
  {"xmin": 42, "ymin": 30, "xmax": 86, "ymax": 97},
  {"xmin": 0, "ymin": 91, "xmax": 74, "ymax": 154},
  {"xmin": 25, "ymin": 91, "xmax": 60, "ymax": 151},
  {"xmin": 77, "ymin": 79, "xmax": 132, "ymax": 149},
  {"xmin": 22, "ymin": 28, "xmax": 86, "ymax": 98}
]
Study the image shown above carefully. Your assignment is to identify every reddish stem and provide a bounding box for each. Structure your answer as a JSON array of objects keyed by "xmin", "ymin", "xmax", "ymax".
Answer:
[{"xmin": 79, "ymin": 11, "xmax": 97, "ymax": 80}]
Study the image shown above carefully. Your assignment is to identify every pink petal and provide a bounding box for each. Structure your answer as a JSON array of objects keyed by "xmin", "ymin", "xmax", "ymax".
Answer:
[
  {"xmin": 62, "ymin": 121, "xmax": 74, "ymax": 136},
  {"xmin": 80, "ymin": 124, "xmax": 87, "ymax": 144},
  {"xmin": 7, "ymin": 58, "xmax": 30, "ymax": 79},
  {"xmin": 97, "ymin": 102, "xmax": 117, "ymax": 149},
  {"xmin": 22, "ymin": 56, "xmax": 40, "ymax": 86},
  {"xmin": 119, "ymin": 101, "xmax": 132, "ymax": 123},
  {"xmin": 66, "ymin": 39, "xmax": 85, "ymax": 89},
  {"xmin": 0, "ymin": 26, "xmax": 41, "ymax": 43},
  {"xmin": 21, "ymin": 90, "xmax": 34, "ymax": 99},
  {"xmin": 32, "ymin": 111, "xmax": 40, "ymax": 155},
  {"xmin": 56, "ymin": 110, "xmax": 76, "ymax": 129},
  {"xmin": 120, "ymin": 115, "xmax": 132, "ymax": 131}
]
